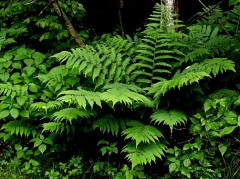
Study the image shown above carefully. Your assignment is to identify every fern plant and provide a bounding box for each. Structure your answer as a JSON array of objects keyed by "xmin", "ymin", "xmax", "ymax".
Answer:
[{"xmin": 132, "ymin": 4, "xmax": 186, "ymax": 90}]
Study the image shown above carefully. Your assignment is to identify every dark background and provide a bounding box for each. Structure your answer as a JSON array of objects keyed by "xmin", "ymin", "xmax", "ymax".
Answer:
[{"xmin": 79, "ymin": 0, "xmax": 229, "ymax": 35}]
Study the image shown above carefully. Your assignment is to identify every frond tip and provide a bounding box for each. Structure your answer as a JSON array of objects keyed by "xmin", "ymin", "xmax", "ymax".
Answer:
[
  {"xmin": 101, "ymin": 83, "xmax": 153, "ymax": 107},
  {"xmin": 122, "ymin": 120, "xmax": 163, "ymax": 147},
  {"xmin": 122, "ymin": 141, "xmax": 167, "ymax": 168},
  {"xmin": 52, "ymin": 108, "xmax": 96, "ymax": 123},
  {"xmin": 150, "ymin": 110, "xmax": 187, "ymax": 132},
  {"xmin": 92, "ymin": 115, "xmax": 127, "ymax": 136}
]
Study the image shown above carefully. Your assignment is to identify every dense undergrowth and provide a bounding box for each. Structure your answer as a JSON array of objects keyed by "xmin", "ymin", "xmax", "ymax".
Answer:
[{"xmin": 0, "ymin": 0, "xmax": 240, "ymax": 178}]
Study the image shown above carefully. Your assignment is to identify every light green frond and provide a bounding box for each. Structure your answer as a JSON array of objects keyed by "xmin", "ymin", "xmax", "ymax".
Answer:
[
  {"xmin": 0, "ymin": 83, "xmax": 28, "ymax": 96},
  {"xmin": 92, "ymin": 115, "xmax": 128, "ymax": 136},
  {"xmin": 1, "ymin": 120, "xmax": 36, "ymax": 137},
  {"xmin": 122, "ymin": 120, "xmax": 162, "ymax": 147},
  {"xmin": 52, "ymin": 108, "xmax": 96, "ymax": 123},
  {"xmin": 42, "ymin": 122, "xmax": 71, "ymax": 134},
  {"xmin": 150, "ymin": 110, "xmax": 187, "ymax": 132},
  {"xmin": 101, "ymin": 83, "xmax": 153, "ymax": 107},
  {"xmin": 51, "ymin": 44, "xmax": 133, "ymax": 87},
  {"xmin": 31, "ymin": 101, "xmax": 62, "ymax": 111},
  {"xmin": 58, "ymin": 88, "xmax": 102, "ymax": 109},
  {"xmin": 122, "ymin": 141, "xmax": 167, "ymax": 168},
  {"xmin": 150, "ymin": 72, "xmax": 210, "ymax": 97}
]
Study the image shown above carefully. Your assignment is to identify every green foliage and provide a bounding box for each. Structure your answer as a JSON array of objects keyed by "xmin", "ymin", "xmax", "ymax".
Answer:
[
  {"xmin": 150, "ymin": 110, "xmax": 187, "ymax": 132},
  {"xmin": 122, "ymin": 141, "xmax": 167, "ymax": 169},
  {"xmin": 0, "ymin": 1, "xmax": 240, "ymax": 178}
]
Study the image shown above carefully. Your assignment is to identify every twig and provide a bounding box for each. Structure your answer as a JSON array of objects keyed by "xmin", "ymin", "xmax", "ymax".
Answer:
[
  {"xmin": 118, "ymin": 0, "xmax": 124, "ymax": 37},
  {"xmin": 49, "ymin": 0, "xmax": 85, "ymax": 47}
]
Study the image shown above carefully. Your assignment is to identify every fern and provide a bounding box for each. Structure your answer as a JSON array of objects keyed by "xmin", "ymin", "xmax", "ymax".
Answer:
[
  {"xmin": 150, "ymin": 58, "xmax": 235, "ymax": 97},
  {"xmin": 122, "ymin": 120, "xmax": 162, "ymax": 147},
  {"xmin": 150, "ymin": 71, "xmax": 210, "ymax": 97},
  {"xmin": 57, "ymin": 88, "xmax": 102, "ymax": 109},
  {"xmin": 122, "ymin": 141, "xmax": 167, "ymax": 168},
  {"xmin": 183, "ymin": 58, "xmax": 235, "ymax": 77},
  {"xmin": 92, "ymin": 115, "xmax": 128, "ymax": 136},
  {"xmin": 51, "ymin": 44, "xmax": 132, "ymax": 88},
  {"xmin": 150, "ymin": 110, "xmax": 187, "ymax": 132},
  {"xmin": 132, "ymin": 4, "xmax": 186, "ymax": 89},
  {"xmin": 31, "ymin": 101, "xmax": 62, "ymax": 111},
  {"xmin": 42, "ymin": 122, "xmax": 72, "ymax": 134},
  {"xmin": 0, "ymin": 83, "xmax": 28, "ymax": 97},
  {"xmin": 101, "ymin": 83, "xmax": 153, "ymax": 107},
  {"xmin": 52, "ymin": 108, "xmax": 96, "ymax": 123},
  {"xmin": 185, "ymin": 25, "xmax": 236, "ymax": 61},
  {"xmin": 1, "ymin": 120, "xmax": 37, "ymax": 138}
]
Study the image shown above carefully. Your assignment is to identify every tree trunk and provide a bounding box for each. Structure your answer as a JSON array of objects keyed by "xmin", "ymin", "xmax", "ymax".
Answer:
[{"xmin": 160, "ymin": 0, "xmax": 178, "ymax": 15}]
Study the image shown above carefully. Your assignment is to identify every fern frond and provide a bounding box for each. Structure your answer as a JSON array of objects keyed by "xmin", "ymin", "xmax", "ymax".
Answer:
[
  {"xmin": 52, "ymin": 108, "xmax": 96, "ymax": 123},
  {"xmin": 58, "ymin": 88, "xmax": 102, "ymax": 109},
  {"xmin": 122, "ymin": 141, "xmax": 167, "ymax": 168},
  {"xmin": 1, "ymin": 120, "xmax": 36, "ymax": 137},
  {"xmin": 183, "ymin": 58, "xmax": 235, "ymax": 77},
  {"xmin": 101, "ymin": 83, "xmax": 153, "ymax": 107},
  {"xmin": 150, "ymin": 110, "xmax": 187, "ymax": 132},
  {"xmin": 150, "ymin": 57, "xmax": 235, "ymax": 96},
  {"xmin": 122, "ymin": 120, "xmax": 162, "ymax": 147},
  {"xmin": 31, "ymin": 101, "xmax": 62, "ymax": 111},
  {"xmin": 92, "ymin": 115, "xmax": 128, "ymax": 136},
  {"xmin": 132, "ymin": 33, "xmax": 185, "ymax": 89},
  {"xmin": 42, "ymin": 122, "xmax": 72, "ymax": 134},
  {"xmin": 0, "ymin": 83, "xmax": 28, "ymax": 96},
  {"xmin": 51, "ymin": 44, "xmax": 132, "ymax": 88},
  {"xmin": 150, "ymin": 72, "xmax": 210, "ymax": 97},
  {"xmin": 185, "ymin": 25, "xmax": 236, "ymax": 59}
]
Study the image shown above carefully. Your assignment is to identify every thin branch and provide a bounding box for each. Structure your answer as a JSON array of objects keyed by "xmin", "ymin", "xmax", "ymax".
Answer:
[
  {"xmin": 49, "ymin": 0, "xmax": 85, "ymax": 47},
  {"xmin": 118, "ymin": 0, "xmax": 124, "ymax": 37}
]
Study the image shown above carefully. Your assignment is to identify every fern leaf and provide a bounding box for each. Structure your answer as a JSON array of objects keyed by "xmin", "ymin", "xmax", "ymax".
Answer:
[
  {"xmin": 52, "ymin": 108, "xmax": 96, "ymax": 123},
  {"xmin": 122, "ymin": 120, "xmax": 162, "ymax": 147},
  {"xmin": 101, "ymin": 83, "xmax": 153, "ymax": 107},
  {"xmin": 42, "ymin": 122, "xmax": 66, "ymax": 133},
  {"xmin": 150, "ymin": 72, "xmax": 210, "ymax": 97},
  {"xmin": 150, "ymin": 110, "xmax": 187, "ymax": 132},
  {"xmin": 92, "ymin": 115, "xmax": 128, "ymax": 136},
  {"xmin": 122, "ymin": 141, "xmax": 167, "ymax": 168},
  {"xmin": 1, "ymin": 120, "xmax": 35, "ymax": 137},
  {"xmin": 58, "ymin": 88, "xmax": 102, "ymax": 109}
]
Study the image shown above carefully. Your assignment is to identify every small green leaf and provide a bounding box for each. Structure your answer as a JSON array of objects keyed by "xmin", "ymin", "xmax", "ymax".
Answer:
[
  {"xmin": 12, "ymin": 62, "xmax": 22, "ymax": 69},
  {"xmin": 34, "ymin": 140, "xmax": 42, "ymax": 148},
  {"xmin": 24, "ymin": 59, "xmax": 34, "ymax": 66},
  {"xmin": 22, "ymin": 66, "xmax": 36, "ymax": 76},
  {"xmin": 10, "ymin": 108, "xmax": 19, "ymax": 119},
  {"xmin": 17, "ymin": 151, "xmax": 24, "ymax": 158},
  {"xmin": 15, "ymin": 143, "xmax": 22, "ymax": 151},
  {"xmin": 183, "ymin": 158, "xmax": 191, "ymax": 167},
  {"xmin": 0, "ymin": 72, "xmax": 10, "ymax": 82},
  {"xmin": 38, "ymin": 144, "xmax": 47, "ymax": 154},
  {"xmin": 219, "ymin": 144, "xmax": 228, "ymax": 156},
  {"xmin": 32, "ymin": 52, "xmax": 45, "ymax": 65},
  {"xmin": 20, "ymin": 110, "xmax": 30, "ymax": 118},
  {"xmin": 229, "ymin": 0, "xmax": 239, "ymax": 5},
  {"xmin": 29, "ymin": 83, "xmax": 38, "ymax": 92},
  {"xmin": 0, "ymin": 110, "xmax": 10, "ymax": 119},
  {"xmin": 43, "ymin": 138, "xmax": 53, "ymax": 145},
  {"xmin": 220, "ymin": 126, "xmax": 237, "ymax": 136},
  {"xmin": 17, "ymin": 96, "xmax": 28, "ymax": 106},
  {"xmin": 30, "ymin": 159, "xmax": 39, "ymax": 166},
  {"xmin": 169, "ymin": 163, "xmax": 177, "ymax": 173}
]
